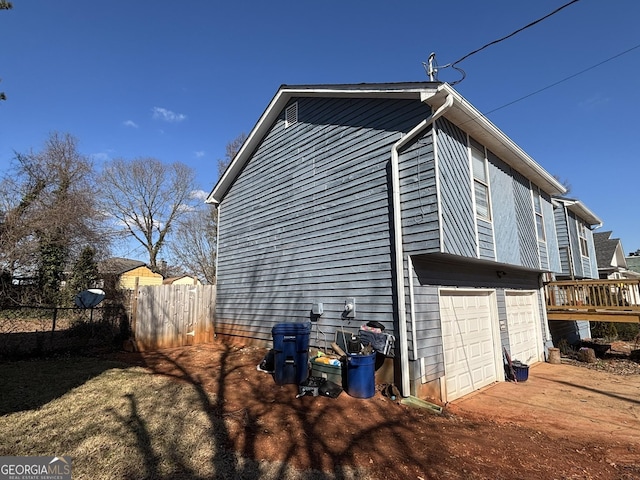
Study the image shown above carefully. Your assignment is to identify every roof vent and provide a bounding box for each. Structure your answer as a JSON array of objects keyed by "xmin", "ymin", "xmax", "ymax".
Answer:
[{"xmin": 285, "ymin": 102, "xmax": 298, "ymax": 128}]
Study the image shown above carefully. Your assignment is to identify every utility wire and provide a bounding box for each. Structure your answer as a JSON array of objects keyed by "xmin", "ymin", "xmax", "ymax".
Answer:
[
  {"xmin": 437, "ymin": 0, "xmax": 581, "ymax": 85},
  {"xmin": 449, "ymin": 0, "xmax": 580, "ymax": 67},
  {"xmin": 482, "ymin": 43, "xmax": 640, "ymax": 117}
]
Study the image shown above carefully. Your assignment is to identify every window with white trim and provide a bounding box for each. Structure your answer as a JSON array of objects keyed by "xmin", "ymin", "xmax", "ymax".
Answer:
[
  {"xmin": 578, "ymin": 221, "xmax": 589, "ymax": 257},
  {"xmin": 532, "ymin": 187, "xmax": 546, "ymax": 241},
  {"xmin": 470, "ymin": 139, "xmax": 491, "ymax": 220}
]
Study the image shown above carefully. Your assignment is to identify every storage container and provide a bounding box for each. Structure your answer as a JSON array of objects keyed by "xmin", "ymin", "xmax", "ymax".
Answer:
[
  {"xmin": 310, "ymin": 357, "xmax": 342, "ymax": 384},
  {"xmin": 345, "ymin": 352, "xmax": 376, "ymax": 398},
  {"xmin": 272, "ymin": 323, "xmax": 311, "ymax": 385}
]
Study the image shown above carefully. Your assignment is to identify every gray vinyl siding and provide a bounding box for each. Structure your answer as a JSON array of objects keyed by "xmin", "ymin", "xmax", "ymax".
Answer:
[
  {"xmin": 549, "ymin": 319, "xmax": 591, "ymax": 346},
  {"xmin": 543, "ymin": 194, "xmax": 562, "ymax": 274},
  {"xmin": 436, "ymin": 118, "xmax": 476, "ymax": 258},
  {"xmin": 216, "ymin": 96, "xmax": 432, "ymax": 343},
  {"xmin": 512, "ymin": 171, "xmax": 539, "ymax": 269},
  {"xmin": 554, "ymin": 204, "xmax": 571, "ymax": 275},
  {"xmin": 407, "ymin": 266, "xmax": 442, "ymax": 368},
  {"xmin": 477, "ymin": 218, "xmax": 495, "ymax": 260},
  {"xmin": 567, "ymin": 211, "xmax": 585, "ymax": 278},
  {"xmin": 398, "ymin": 131, "xmax": 440, "ymax": 254},
  {"xmin": 586, "ymin": 228, "xmax": 598, "ymax": 279},
  {"xmin": 489, "ymin": 152, "xmax": 520, "ymax": 265},
  {"xmin": 496, "ymin": 289, "xmax": 510, "ymax": 350}
]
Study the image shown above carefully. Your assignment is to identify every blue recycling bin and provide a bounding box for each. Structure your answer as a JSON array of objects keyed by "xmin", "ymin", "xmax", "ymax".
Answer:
[
  {"xmin": 345, "ymin": 352, "xmax": 376, "ymax": 398},
  {"xmin": 272, "ymin": 322, "xmax": 311, "ymax": 385}
]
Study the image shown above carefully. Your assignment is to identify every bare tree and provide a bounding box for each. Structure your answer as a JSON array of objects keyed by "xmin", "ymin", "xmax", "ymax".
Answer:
[
  {"xmin": 98, "ymin": 158, "xmax": 198, "ymax": 272},
  {"xmin": 217, "ymin": 132, "xmax": 247, "ymax": 178},
  {"xmin": 0, "ymin": 132, "xmax": 107, "ymax": 305},
  {"xmin": 168, "ymin": 204, "xmax": 217, "ymax": 284},
  {"xmin": 168, "ymin": 134, "xmax": 247, "ymax": 284}
]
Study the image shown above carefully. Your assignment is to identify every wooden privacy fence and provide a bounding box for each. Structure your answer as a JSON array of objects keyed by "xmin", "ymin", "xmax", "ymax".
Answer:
[
  {"xmin": 132, "ymin": 284, "xmax": 216, "ymax": 351},
  {"xmin": 545, "ymin": 279, "xmax": 640, "ymax": 323}
]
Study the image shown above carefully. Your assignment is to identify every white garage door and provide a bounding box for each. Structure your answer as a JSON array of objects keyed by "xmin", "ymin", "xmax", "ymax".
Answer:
[
  {"xmin": 506, "ymin": 291, "xmax": 543, "ymax": 365},
  {"xmin": 440, "ymin": 290, "xmax": 499, "ymax": 402}
]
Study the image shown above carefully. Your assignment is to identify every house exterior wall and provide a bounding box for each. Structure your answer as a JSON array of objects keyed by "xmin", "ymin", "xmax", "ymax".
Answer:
[
  {"xmin": 215, "ymin": 96, "xmax": 433, "ymax": 344},
  {"xmin": 119, "ymin": 266, "xmax": 163, "ymax": 290},
  {"xmin": 213, "ymin": 90, "xmax": 562, "ymax": 401}
]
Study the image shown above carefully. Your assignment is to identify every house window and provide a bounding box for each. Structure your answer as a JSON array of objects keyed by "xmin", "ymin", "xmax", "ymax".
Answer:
[
  {"xmin": 470, "ymin": 140, "xmax": 491, "ymax": 220},
  {"xmin": 285, "ymin": 102, "xmax": 298, "ymax": 128},
  {"xmin": 578, "ymin": 222, "xmax": 589, "ymax": 257},
  {"xmin": 532, "ymin": 188, "xmax": 545, "ymax": 241}
]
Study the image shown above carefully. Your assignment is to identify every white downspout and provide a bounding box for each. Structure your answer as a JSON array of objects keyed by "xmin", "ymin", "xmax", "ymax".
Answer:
[{"xmin": 391, "ymin": 92, "xmax": 453, "ymax": 397}]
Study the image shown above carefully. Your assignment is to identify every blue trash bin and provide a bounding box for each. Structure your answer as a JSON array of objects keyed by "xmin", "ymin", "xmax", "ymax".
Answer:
[
  {"xmin": 345, "ymin": 352, "xmax": 376, "ymax": 398},
  {"xmin": 272, "ymin": 323, "xmax": 311, "ymax": 385}
]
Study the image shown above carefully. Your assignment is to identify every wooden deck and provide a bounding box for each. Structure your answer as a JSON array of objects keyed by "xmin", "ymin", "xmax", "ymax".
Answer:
[{"xmin": 545, "ymin": 279, "xmax": 640, "ymax": 323}]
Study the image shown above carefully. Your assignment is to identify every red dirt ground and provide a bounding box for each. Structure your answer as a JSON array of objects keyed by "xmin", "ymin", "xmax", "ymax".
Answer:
[{"xmin": 109, "ymin": 340, "xmax": 640, "ymax": 480}]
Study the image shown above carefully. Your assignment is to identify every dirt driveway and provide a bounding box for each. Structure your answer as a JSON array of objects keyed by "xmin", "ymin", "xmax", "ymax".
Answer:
[
  {"xmin": 112, "ymin": 342, "xmax": 640, "ymax": 479},
  {"xmin": 448, "ymin": 362, "xmax": 640, "ymax": 465}
]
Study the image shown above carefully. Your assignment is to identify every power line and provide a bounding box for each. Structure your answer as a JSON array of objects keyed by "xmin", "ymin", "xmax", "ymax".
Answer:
[
  {"xmin": 483, "ymin": 43, "xmax": 640, "ymax": 116},
  {"xmin": 432, "ymin": 0, "xmax": 582, "ymax": 85},
  {"xmin": 451, "ymin": 0, "xmax": 580, "ymax": 67}
]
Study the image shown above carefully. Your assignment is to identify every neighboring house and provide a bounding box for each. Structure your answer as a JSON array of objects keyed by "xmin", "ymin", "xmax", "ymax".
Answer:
[
  {"xmin": 549, "ymin": 197, "xmax": 601, "ymax": 345},
  {"xmin": 593, "ymin": 231, "xmax": 639, "ymax": 280},
  {"xmin": 206, "ymin": 81, "xmax": 571, "ymax": 403},
  {"xmin": 99, "ymin": 257, "xmax": 163, "ymax": 290},
  {"xmin": 163, "ymin": 275, "xmax": 202, "ymax": 285},
  {"xmin": 626, "ymin": 254, "xmax": 640, "ymax": 275}
]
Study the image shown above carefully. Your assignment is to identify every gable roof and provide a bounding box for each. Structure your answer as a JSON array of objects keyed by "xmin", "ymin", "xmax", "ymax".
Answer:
[
  {"xmin": 552, "ymin": 197, "xmax": 603, "ymax": 227},
  {"xmin": 593, "ymin": 231, "xmax": 619, "ymax": 268},
  {"xmin": 99, "ymin": 257, "xmax": 147, "ymax": 276},
  {"xmin": 206, "ymin": 82, "xmax": 566, "ymax": 205}
]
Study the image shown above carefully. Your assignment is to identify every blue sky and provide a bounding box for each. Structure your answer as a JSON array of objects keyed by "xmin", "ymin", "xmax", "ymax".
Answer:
[{"xmin": 1, "ymin": 0, "xmax": 639, "ymax": 258}]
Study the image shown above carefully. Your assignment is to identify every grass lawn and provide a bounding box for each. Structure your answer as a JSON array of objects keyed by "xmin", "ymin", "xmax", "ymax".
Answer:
[{"xmin": 0, "ymin": 356, "xmax": 340, "ymax": 480}]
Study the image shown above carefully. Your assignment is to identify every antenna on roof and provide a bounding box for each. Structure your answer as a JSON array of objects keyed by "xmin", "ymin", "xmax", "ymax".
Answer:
[{"xmin": 422, "ymin": 52, "xmax": 438, "ymax": 81}]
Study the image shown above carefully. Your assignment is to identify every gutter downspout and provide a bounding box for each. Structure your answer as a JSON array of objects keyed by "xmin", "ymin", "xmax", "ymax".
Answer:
[{"xmin": 391, "ymin": 92, "xmax": 453, "ymax": 397}]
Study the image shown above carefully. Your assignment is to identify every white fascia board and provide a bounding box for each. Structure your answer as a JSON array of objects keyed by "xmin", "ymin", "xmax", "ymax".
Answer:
[
  {"xmin": 553, "ymin": 197, "xmax": 603, "ymax": 227},
  {"xmin": 432, "ymin": 84, "xmax": 567, "ymax": 197}
]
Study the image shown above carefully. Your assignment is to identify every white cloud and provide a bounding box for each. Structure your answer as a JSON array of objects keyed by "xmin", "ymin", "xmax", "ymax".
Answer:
[
  {"xmin": 190, "ymin": 189, "xmax": 208, "ymax": 201},
  {"xmin": 578, "ymin": 95, "xmax": 609, "ymax": 111},
  {"xmin": 152, "ymin": 107, "xmax": 187, "ymax": 123},
  {"xmin": 91, "ymin": 152, "xmax": 112, "ymax": 164},
  {"xmin": 123, "ymin": 120, "xmax": 139, "ymax": 128},
  {"xmin": 194, "ymin": 150, "xmax": 205, "ymax": 158}
]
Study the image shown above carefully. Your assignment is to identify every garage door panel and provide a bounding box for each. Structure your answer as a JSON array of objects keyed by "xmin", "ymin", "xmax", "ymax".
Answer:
[
  {"xmin": 440, "ymin": 291, "xmax": 498, "ymax": 402},
  {"xmin": 506, "ymin": 292, "xmax": 542, "ymax": 365}
]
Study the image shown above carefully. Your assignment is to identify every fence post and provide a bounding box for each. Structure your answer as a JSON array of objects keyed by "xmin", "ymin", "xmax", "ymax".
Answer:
[
  {"xmin": 131, "ymin": 277, "xmax": 139, "ymax": 341},
  {"xmin": 51, "ymin": 307, "xmax": 57, "ymax": 334}
]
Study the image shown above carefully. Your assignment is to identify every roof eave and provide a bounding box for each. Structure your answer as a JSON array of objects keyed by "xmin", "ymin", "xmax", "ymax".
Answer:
[
  {"xmin": 554, "ymin": 197, "xmax": 603, "ymax": 227},
  {"xmin": 206, "ymin": 82, "xmax": 567, "ymax": 204},
  {"xmin": 430, "ymin": 84, "xmax": 566, "ymax": 197}
]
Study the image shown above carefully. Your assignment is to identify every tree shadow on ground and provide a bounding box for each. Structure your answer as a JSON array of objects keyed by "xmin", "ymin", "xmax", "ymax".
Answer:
[
  {"xmin": 0, "ymin": 356, "xmax": 128, "ymax": 415},
  {"xmin": 120, "ymin": 342, "xmax": 456, "ymax": 480}
]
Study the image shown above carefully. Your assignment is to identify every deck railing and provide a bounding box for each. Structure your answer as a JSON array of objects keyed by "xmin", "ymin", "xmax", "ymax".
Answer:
[{"xmin": 544, "ymin": 279, "xmax": 640, "ymax": 323}]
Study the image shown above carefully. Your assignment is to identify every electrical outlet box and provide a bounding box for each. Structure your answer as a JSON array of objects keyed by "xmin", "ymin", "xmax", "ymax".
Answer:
[
  {"xmin": 312, "ymin": 302, "xmax": 323, "ymax": 315},
  {"xmin": 344, "ymin": 298, "xmax": 356, "ymax": 318}
]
